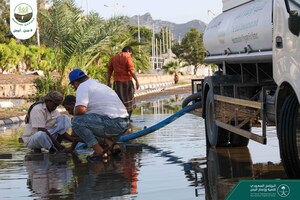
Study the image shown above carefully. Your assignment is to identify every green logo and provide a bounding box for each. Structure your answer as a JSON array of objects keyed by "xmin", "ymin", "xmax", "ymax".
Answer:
[
  {"xmin": 277, "ymin": 184, "xmax": 290, "ymax": 197},
  {"xmin": 10, "ymin": 0, "xmax": 37, "ymax": 40},
  {"xmin": 14, "ymin": 3, "xmax": 33, "ymax": 23},
  {"xmin": 226, "ymin": 180, "xmax": 300, "ymax": 200}
]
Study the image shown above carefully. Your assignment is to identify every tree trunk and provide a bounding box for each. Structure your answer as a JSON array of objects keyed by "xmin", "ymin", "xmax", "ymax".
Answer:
[
  {"xmin": 174, "ymin": 74, "xmax": 179, "ymax": 84},
  {"xmin": 193, "ymin": 65, "xmax": 198, "ymax": 75}
]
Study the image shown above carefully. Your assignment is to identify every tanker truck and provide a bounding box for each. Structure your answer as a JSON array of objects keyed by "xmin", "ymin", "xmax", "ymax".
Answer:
[{"xmin": 198, "ymin": 0, "xmax": 300, "ymax": 178}]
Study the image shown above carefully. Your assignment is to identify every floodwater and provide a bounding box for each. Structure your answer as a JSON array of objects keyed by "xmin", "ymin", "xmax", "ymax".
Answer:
[{"xmin": 0, "ymin": 93, "xmax": 287, "ymax": 200}]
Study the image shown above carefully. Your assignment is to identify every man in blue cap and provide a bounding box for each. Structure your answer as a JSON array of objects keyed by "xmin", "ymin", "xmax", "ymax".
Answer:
[{"xmin": 68, "ymin": 68, "xmax": 129, "ymax": 161}]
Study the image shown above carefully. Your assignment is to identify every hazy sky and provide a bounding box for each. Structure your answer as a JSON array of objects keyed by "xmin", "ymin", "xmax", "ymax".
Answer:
[{"xmin": 74, "ymin": 0, "xmax": 223, "ymax": 24}]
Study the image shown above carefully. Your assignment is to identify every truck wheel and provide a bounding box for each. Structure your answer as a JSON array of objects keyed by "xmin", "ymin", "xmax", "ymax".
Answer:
[
  {"xmin": 278, "ymin": 94, "xmax": 300, "ymax": 178},
  {"xmin": 205, "ymin": 90, "xmax": 229, "ymax": 147},
  {"xmin": 230, "ymin": 123, "xmax": 250, "ymax": 147}
]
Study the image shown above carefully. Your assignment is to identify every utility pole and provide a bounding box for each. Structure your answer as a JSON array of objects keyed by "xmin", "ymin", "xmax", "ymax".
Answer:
[
  {"xmin": 166, "ymin": 27, "xmax": 169, "ymax": 51},
  {"xmin": 170, "ymin": 32, "xmax": 173, "ymax": 49},
  {"xmin": 159, "ymin": 39, "xmax": 162, "ymax": 68},
  {"xmin": 155, "ymin": 38, "xmax": 158, "ymax": 68},
  {"xmin": 137, "ymin": 15, "xmax": 141, "ymax": 43},
  {"xmin": 86, "ymin": 0, "xmax": 88, "ymax": 16},
  {"xmin": 36, "ymin": 23, "xmax": 40, "ymax": 46},
  {"xmin": 159, "ymin": 39, "xmax": 162, "ymax": 57},
  {"xmin": 152, "ymin": 24, "xmax": 155, "ymax": 68},
  {"xmin": 162, "ymin": 28, "xmax": 165, "ymax": 53}
]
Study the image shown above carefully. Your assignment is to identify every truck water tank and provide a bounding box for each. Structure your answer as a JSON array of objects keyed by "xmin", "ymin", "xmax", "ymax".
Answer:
[{"xmin": 204, "ymin": 0, "xmax": 273, "ymax": 56}]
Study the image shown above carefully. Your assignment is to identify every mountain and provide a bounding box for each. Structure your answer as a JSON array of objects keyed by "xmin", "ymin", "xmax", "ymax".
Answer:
[{"xmin": 128, "ymin": 13, "xmax": 207, "ymax": 41}]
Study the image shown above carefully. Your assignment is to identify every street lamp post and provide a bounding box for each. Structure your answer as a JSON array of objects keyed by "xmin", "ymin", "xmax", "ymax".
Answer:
[
  {"xmin": 138, "ymin": 15, "xmax": 141, "ymax": 43},
  {"xmin": 104, "ymin": 3, "xmax": 125, "ymax": 17}
]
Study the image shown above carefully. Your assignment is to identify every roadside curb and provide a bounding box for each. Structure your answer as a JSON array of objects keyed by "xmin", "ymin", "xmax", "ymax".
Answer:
[
  {"xmin": 135, "ymin": 83, "xmax": 190, "ymax": 97},
  {"xmin": 0, "ymin": 115, "xmax": 26, "ymax": 126}
]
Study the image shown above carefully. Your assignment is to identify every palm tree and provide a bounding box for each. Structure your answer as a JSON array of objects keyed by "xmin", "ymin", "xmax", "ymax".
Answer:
[
  {"xmin": 39, "ymin": 0, "xmax": 152, "ymax": 94},
  {"xmin": 39, "ymin": 0, "xmax": 130, "ymax": 93},
  {"xmin": 162, "ymin": 60, "xmax": 187, "ymax": 84},
  {"xmin": 102, "ymin": 21, "xmax": 152, "ymax": 73}
]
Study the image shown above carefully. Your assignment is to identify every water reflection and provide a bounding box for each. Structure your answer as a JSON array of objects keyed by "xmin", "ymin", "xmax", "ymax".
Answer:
[
  {"xmin": 134, "ymin": 94, "xmax": 185, "ymax": 116},
  {"xmin": 23, "ymin": 150, "xmax": 141, "ymax": 200},
  {"xmin": 73, "ymin": 152, "xmax": 140, "ymax": 199},
  {"xmin": 24, "ymin": 153, "xmax": 73, "ymax": 199},
  {"xmin": 187, "ymin": 147, "xmax": 286, "ymax": 200},
  {"xmin": 0, "ymin": 94, "xmax": 288, "ymax": 199}
]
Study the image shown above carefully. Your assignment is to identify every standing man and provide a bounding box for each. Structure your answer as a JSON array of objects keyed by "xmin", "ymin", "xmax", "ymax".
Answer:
[
  {"xmin": 69, "ymin": 69, "xmax": 130, "ymax": 161},
  {"xmin": 22, "ymin": 91, "xmax": 74, "ymax": 153},
  {"xmin": 107, "ymin": 46, "xmax": 140, "ymax": 120}
]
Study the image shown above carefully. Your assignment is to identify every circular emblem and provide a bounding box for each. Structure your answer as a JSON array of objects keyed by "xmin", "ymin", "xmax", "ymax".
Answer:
[
  {"xmin": 14, "ymin": 3, "xmax": 33, "ymax": 23},
  {"xmin": 277, "ymin": 184, "xmax": 290, "ymax": 198}
]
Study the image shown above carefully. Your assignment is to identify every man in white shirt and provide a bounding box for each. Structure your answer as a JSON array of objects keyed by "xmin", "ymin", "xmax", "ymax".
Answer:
[
  {"xmin": 69, "ymin": 69, "xmax": 130, "ymax": 161},
  {"xmin": 22, "ymin": 91, "xmax": 75, "ymax": 153}
]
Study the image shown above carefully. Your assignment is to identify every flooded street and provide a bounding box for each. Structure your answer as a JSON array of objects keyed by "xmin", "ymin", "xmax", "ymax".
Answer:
[{"xmin": 0, "ymin": 93, "xmax": 287, "ymax": 200}]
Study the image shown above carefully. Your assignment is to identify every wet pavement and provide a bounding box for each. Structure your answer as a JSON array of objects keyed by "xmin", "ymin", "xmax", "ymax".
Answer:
[{"xmin": 0, "ymin": 93, "xmax": 287, "ymax": 200}]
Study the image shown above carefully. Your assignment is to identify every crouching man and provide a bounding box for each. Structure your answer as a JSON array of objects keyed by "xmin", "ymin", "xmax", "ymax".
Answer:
[
  {"xmin": 22, "ymin": 90, "xmax": 74, "ymax": 153},
  {"xmin": 68, "ymin": 69, "xmax": 129, "ymax": 161}
]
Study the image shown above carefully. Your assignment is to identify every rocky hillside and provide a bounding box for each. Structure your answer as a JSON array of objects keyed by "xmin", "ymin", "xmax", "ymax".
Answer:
[{"xmin": 128, "ymin": 13, "xmax": 207, "ymax": 41}]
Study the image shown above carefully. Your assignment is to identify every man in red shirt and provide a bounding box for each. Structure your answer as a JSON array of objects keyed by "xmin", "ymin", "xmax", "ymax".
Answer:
[{"xmin": 107, "ymin": 46, "xmax": 140, "ymax": 120}]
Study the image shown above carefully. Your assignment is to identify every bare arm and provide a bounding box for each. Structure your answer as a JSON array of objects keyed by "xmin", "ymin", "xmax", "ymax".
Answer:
[
  {"xmin": 129, "ymin": 70, "xmax": 139, "ymax": 90},
  {"xmin": 107, "ymin": 71, "xmax": 112, "ymax": 88},
  {"xmin": 62, "ymin": 132, "xmax": 77, "ymax": 142},
  {"xmin": 107, "ymin": 59, "xmax": 114, "ymax": 88},
  {"xmin": 62, "ymin": 132, "xmax": 83, "ymax": 153},
  {"xmin": 74, "ymin": 105, "xmax": 87, "ymax": 115},
  {"xmin": 37, "ymin": 127, "xmax": 65, "ymax": 151}
]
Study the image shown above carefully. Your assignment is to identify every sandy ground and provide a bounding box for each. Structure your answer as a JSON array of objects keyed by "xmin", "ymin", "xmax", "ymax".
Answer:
[{"xmin": 0, "ymin": 74, "xmax": 39, "ymax": 84}]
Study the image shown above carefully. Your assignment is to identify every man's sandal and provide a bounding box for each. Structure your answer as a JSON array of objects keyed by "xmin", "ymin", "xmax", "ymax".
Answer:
[
  {"xmin": 106, "ymin": 143, "xmax": 122, "ymax": 156},
  {"xmin": 86, "ymin": 152, "xmax": 108, "ymax": 162}
]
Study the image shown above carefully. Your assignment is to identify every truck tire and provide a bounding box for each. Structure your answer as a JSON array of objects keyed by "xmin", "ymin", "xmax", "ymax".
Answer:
[
  {"xmin": 278, "ymin": 94, "xmax": 300, "ymax": 178},
  {"xmin": 205, "ymin": 89, "xmax": 229, "ymax": 147},
  {"xmin": 229, "ymin": 123, "xmax": 250, "ymax": 147}
]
